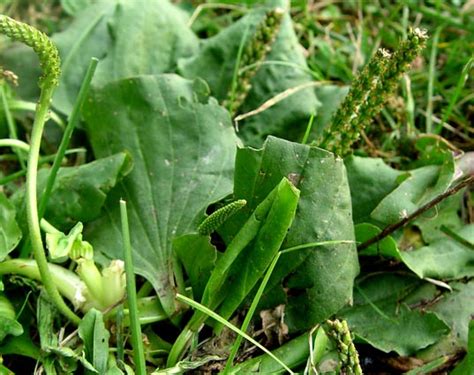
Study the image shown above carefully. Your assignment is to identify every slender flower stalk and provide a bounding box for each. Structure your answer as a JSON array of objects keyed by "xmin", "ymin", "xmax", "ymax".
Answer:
[{"xmin": 0, "ymin": 15, "xmax": 80, "ymax": 324}]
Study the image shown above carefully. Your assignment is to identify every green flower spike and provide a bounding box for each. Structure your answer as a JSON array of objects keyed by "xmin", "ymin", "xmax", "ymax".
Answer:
[
  {"xmin": 326, "ymin": 319, "xmax": 363, "ymax": 375},
  {"xmin": 198, "ymin": 199, "xmax": 247, "ymax": 235},
  {"xmin": 224, "ymin": 8, "xmax": 284, "ymax": 116},
  {"xmin": 320, "ymin": 28, "xmax": 427, "ymax": 156}
]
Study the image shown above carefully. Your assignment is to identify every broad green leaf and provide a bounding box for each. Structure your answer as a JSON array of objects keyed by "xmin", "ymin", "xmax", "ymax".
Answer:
[
  {"xmin": 0, "ymin": 192, "xmax": 21, "ymax": 261},
  {"xmin": 371, "ymin": 156, "xmax": 455, "ymax": 225},
  {"xmin": 401, "ymin": 224, "xmax": 474, "ymax": 279},
  {"xmin": 83, "ymin": 75, "xmax": 238, "ymax": 316},
  {"xmin": 13, "ymin": 153, "xmax": 131, "ymax": 231},
  {"xmin": 345, "ymin": 156, "xmax": 403, "ymax": 224},
  {"xmin": 52, "ymin": 0, "xmax": 198, "ymax": 114},
  {"xmin": 339, "ymin": 274, "xmax": 449, "ymax": 356},
  {"xmin": 174, "ymin": 234, "xmax": 218, "ymax": 302},
  {"xmin": 2, "ymin": 0, "xmax": 198, "ymax": 112},
  {"xmin": 419, "ymin": 281, "xmax": 474, "ymax": 362},
  {"xmin": 414, "ymin": 193, "xmax": 464, "ymax": 243},
  {"xmin": 179, "ymin": 3, "xmax": 320, "ymax": 147},
  {"xmin": 79, "ymin": 309, "xmax": 110, "ymax": 374},
  {"xmin": 220, "ymin": 136, "xmax": 358, "ymax": 331},
  {"xmin": 0, "ymin": 295, "xmax": 23, "ymax": 343}
]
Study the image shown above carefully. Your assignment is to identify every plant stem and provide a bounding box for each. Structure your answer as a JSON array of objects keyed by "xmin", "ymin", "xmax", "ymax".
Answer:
[
  {"xmin": 0, "ymin": 138, "xmax": 30, "ymax": 152},
  {"xmin": 358, "ymin": 175, "xmax": 474, "ymax": 251},
  {"xmin": 26, "ymin": 86, "xmax": 81, "ymax": 325},
  {"xmin": 120, "ymin": 200, "xmax": 146, "ymax": 375}
]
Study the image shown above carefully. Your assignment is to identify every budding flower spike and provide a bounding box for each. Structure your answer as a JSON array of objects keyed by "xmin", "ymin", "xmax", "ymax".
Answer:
[
  {"xmin": 224, "ymin": 8, "xmax": 285, "ymax": 116},
  {"xmin": 0, "ymin": 15, "xmax": 60, "ymax": 89},
  {"xmin": 319, "ymin": 27, "xmax": 428, "ymax": 156},
  {"xmin": 198, "ymin": 199, "xmax": 247, "ymax": 235}
]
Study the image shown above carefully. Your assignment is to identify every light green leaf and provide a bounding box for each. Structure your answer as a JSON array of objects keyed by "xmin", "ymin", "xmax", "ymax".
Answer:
[
  {"xmin": 401, "ymin": 224, "xmax": 474, "ymax": 279},
  {"xmin": 0, "ymin": 295, "xmax": 23, "ymax": 343},
  {"xmin": 355, "ymin": 223, "xmax": 400, "ymax": 259},
  {"xmin": 371, "ymin": 156, "xmax": 455, "ymax": 225},
  {"xmin": 220, "ymin": 136, "xmax": 358, "ymax": 331},
  {"xmin": 0, "ymin": 192, "xmax": 21, "ymax": 261},
  {"xmin": 83, "ymin": 75, "xmax": 237, "ymax": 316},
  {"xmin": 179, "ymin": 3, "xmax": 319, "ymax": 147},
  {"xmin": 345, "ymin": 156, "xmax": 403, "ymax": 224},
  {"xmin": 79, "ymin": 309, "xmax": 110, "ymax": 374},
  {"xmin": 339, "ymin": 274, "xmax": 449, "ymax": 356}
]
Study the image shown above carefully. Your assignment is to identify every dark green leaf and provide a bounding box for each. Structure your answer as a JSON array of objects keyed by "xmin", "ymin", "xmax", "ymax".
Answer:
[
  {"xmin": 174, "ymin": 234, "xmax": 218, "ymax": 301},
  {"xmin": 83, "ymin": 75, "xmax": 237, "ymax": 316},
  {"xmin": 79, "ymin": 309, "xmax": 110, "ymax": 374},
  {"xmin": 53, "ymin": 0, "xmax": 198, "ymax": 114},
  {"xmin": 220, "ymin": 136, "xmax": 358, "ymax": 331},
  {"xmin": 13, "ymin": 153, "xmax": 131, "ymax": 231},
  {"xmin": 0, "ymin": 192, "xmax": 21, "ymax": 261}
]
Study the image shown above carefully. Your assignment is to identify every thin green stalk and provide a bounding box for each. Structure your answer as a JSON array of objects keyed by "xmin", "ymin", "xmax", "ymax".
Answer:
[
  {"xmin": 120, "ymin": 200, "xmax": 146, "ymax": 375},
  {"xmin": 39, "ymin": 57, "xmax": 98, "ymax": 218},
  {"xmin": 223, "ymin": 252, "xmax": 281, "ymax": 373},
  {"xmin": 0, "ymin": 138, "xmax": 30, "ymax": 152},
  {"xmin": 301, "ymin": 113, "xmax": 315, "ymax": 145},
  {"xmin": 426, "ymin": 27, "xmax": 442, "ymax": 133},
  {"xmin": 27, "ymin": 86, "xmax": 80, "ymax": 324},
  {"xmin": 0, "ymin": 85, "xmax": 26, "ymax": 168},
  {"xmin": 0, "ymin": 169, "xmax": 25, "ymax": 185},
  {"xmin": 176, "ymin": 293, "xmax": 294, "ymax": 375}
]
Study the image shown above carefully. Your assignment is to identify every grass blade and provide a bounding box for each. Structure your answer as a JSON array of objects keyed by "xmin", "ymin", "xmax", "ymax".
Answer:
[
  {"xmin": 38, "ymin": 57, "xmax": 98, "ymax": 217},
  {"xmin": 120, "ymin": 199, "xmax": 146, "ymax": 375},
  {"xmin": 176, "ymin": 293, "xmax": 294, "ymax": 375}
]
